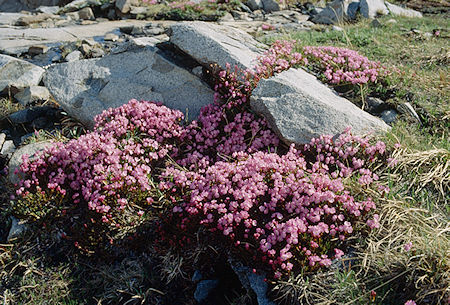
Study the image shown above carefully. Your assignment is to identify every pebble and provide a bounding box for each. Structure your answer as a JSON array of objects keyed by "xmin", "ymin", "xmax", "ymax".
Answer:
[{"xmin": 65, "ymin": 50, "xmax": 82, "ymax": 62}]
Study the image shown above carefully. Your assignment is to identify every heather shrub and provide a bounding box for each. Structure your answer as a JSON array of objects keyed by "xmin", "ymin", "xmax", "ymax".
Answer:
[
  {"xmin": 10, "ymin": 40, "xmax": 391, "ymax": 277},
  {"xmin": 177, "ymin": 102, "xmax": 280, "ymax": 170},
  {"xmin": 12, "ymin": 100, "xmax": 186, "ymax": 251},
  {"xmin": 160, "ymin": 130, "xmax": 388, "ymax": 279}
]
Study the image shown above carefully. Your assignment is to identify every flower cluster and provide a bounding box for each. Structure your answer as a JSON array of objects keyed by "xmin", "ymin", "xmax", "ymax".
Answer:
[
  {"xmin": 13, "ymin": 100, "xmax": 186, "ymax": 249},
  {"xmin": 162, "ymin": 130, "xmax": 387, "ymax": 277},
  {"xmin": 303, "ymin": 46, "xmax": 387, "ymax": 85},
  {"xmin": 177, "ymin": 103, "xmax": 279, "ymax": 170},
  {"xmin": 213, "ymin": 40, "xmax": 306, "ymax": 108}
]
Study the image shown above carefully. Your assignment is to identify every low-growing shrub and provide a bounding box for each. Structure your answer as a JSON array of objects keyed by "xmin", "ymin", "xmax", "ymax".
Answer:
[
  {"xmin": 12, "ymin": 100, "xmax": 187, "ymax": 251},
  {"xmin": 11, "ymin": 40, "xmax": 391, "ymax": 277},
  {"xmin": 161, "ymin": 129, "xmax": 388, "ymax": 278},
  {"xmin": 303, "ymin": 46, "xmax": 388, "ymax": 85}
]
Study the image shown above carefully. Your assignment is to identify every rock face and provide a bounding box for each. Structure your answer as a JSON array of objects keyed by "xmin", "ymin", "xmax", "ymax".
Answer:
[
  {"xmin": 0, "ymin": 20, "xmax": 150, "ymax": 55},
  {"xmin": 43, "ymin": 46, "xmax": 214, "ymax": 127},
  {"xmin": 360, "ymin": 0, "xmax": 389, "ymax": 18},
  {"xmin": 385, "ymin": 1, "xmax": 423, "ymax": 18},
  {"xmin": 0, "ymin": 0, "xmax": 63, "ymax": 12},
  {"xmin": 311, "ymin": 0, "xmax": 359, "ymax": 24},
  {"xmin": 0, "ymin": 55, "xmax": 45, "ymax": 93},
  {"xmin": 169, "ymin": 21, "xmax": 266, "ymax": 70},
  {"xmin": 250, "ymin": 68, "xmax": 390, "ymax": 145}
]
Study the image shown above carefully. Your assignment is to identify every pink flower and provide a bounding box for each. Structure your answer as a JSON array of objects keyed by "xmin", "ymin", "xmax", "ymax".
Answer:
[
  {"xmin": 404, "ymin": 242, "xmax": 413, "ymax": 252},
  {"xmin": 404, "ymin": 300, "xmax": 416, "ymax": 305}
]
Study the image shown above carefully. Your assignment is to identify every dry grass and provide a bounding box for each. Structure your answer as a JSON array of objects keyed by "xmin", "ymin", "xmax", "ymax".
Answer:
[
  {"xmin": 391, "ymin": 148, "xmax": 449, "ymax": 199},
  {"xmin": 0, "ymin": 98, "xmax": 24, "ymax": 120}
]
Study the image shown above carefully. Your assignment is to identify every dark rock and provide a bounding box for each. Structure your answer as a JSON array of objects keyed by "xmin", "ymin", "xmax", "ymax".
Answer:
[
  {"xmin": 28, "ymin": 44, "xmax": 49, "ymax": 56},
  {"xmin": 194, "ymin": 280, "xmax": 220, "ymax": 303},
  {"xmin": 8, "ymin": 106, "xmax": 53, "ymax": 124}
]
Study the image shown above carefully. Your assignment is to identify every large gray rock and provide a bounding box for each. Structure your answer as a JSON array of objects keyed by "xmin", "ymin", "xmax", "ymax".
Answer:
[
  {"xmin": 8, "ymin": 141, "xmax": 53, "ymax": 186},
  {"xmin": 43, "ymin": 46, "xmax": 214, "ymax": 128},
  {"xmin": 169, "ymin": 21, "xmax": 266, "ymax": 71},
  {"xmin": 116, "ymin": 0, "xmax": 140, "ymax": 14},
  {"xmin": 0, "ymin": 55, "xmax": 45, "ymax": 93},
  {"xmin": 360, "ymin": 0, "xmax": 389, "ymax": 18},
  {"xmin": 250, "ymin": 68, "xmax": 390, "ymax": 145},
  {"xmin": 311, "ymin": 0, "xmax": 359, "ymax": 24},
  {"xmin": 385, "ymin": 2, "xmax": 422, "ymax": 18}
]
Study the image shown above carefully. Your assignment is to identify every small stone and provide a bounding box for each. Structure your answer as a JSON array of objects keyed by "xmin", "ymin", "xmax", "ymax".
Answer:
[
  {"xmin": 262, "ymin": 0, "xmax": 284, "ymax": 12},
  {"xmin": 332, "ymin": 25, "xmax": 344, "ymax": 31},
  {"xmin": 371, "ymin": 19, "xmax": 382, "ymax": 28},
  {"xmin": 80, "ymin": 20, "xmax": 97, "ymax": 25},
  {"xmin": 191, "ymin": 66, "xmax": 203, "ymax": 78},
  {"xmin": 192, "ymin": 270, "xmax": 203, "ymax": 282},
  {"xmin": 144, "ymin": 27, "xmax": 165, "ymax": 36},
  {"xmin": 381, "ymin": 109, "xmax": 398, "ymax": 124},
  {"xmin": 423, "ymin": 32, "xmax": 433, "ymax": 38},
  {"xmin": 246, "ymin": 0, "xmax": 263, "ymax": 11},
  {"xmin": 14, "ymin": 86, "xmax": 51, "ymax": 106},
  {"xmin": 397, "ymin": 102, "xmax": 421, "ymax": 124},
  {"xmin": 78, "ymin": 7, "xmax": 95, "ymax": 20},
  {"xmin": 366, "ymin": 97, "xmax": 384, "ymax": 113},
  {"xmin": 131, "ymin": 36, "xmax": 161, "ymax": 47},
  {"xmin": 131, "ymin": 25, "xmax": 145, "ymax": 36},
  {"xmin": 65, "ymin": 50, "xmax": 82, "ymax": 62},
  {"xmin": 386, "ymin": 18, "xmax": 397, "ymax": 24},
  {"xmin": 66, "ymin": 11, "xmax": 80, "ymax": 21},
  {"xmin": 130, "ymin": 6, "xmax": 147, "ymax": 15},
  {"xmin": 116, "ymin": 0, "xmax": 140, "ymax": 14},
  {"xmin": 0, "ymin": 140, "xmax": 15, "ymax": 156},
  {"xmin": 28, "ymin": 44, "xmax": 49, "ymax": 56},
  {"xmin": 80, "ymin": 43, "xmax": 92, "ymax": 55},
  {"xmin": 0, "ymin": 133, "xmax": 5, "ymax": 150},
  {"xmin": 231, "ymin": 11, "xmax": 252, "ymax": 21},
  {"xmin": 91, "ymin": 47, "xmax": 105, "ymax": 58},
  {"xmin": 20, "ymin": 133, "xmax": 34, "ymax": 145},
  {"xmin": 37, "ymin": 6, "xmax": 60, "ymax": 15},
  {"xmin": 218, "ymin": 12, "xmax": 235, "ymax": 22},
  {"xmin": 7, "ymin": 217, "xmax": 28, "ymax": 241},
  {"xmin": 194, "ymin": 280, "xmax": 219, "ymax": 303},
  {"xmin": 107, "ymin": 9, "xmax": 116, "ymax": 20},
  {"xmin": 104, "ymin": 33, "xmax": 119, "ymax": 41},
  {"xmin": 119, "ymin": 25, "xmax": 134, "ymax": 34}
]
